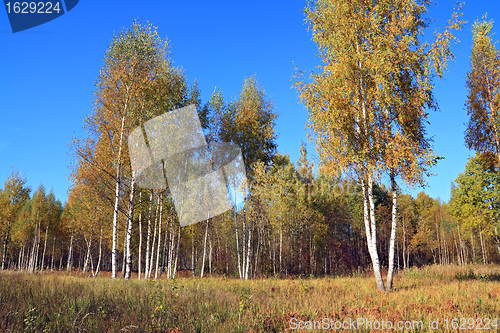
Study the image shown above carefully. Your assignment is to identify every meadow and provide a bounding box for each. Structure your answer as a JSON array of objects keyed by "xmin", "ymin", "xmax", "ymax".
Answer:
[{"xmin": 0, "ymin": 265, "xmax": 499, "ymax": 332}]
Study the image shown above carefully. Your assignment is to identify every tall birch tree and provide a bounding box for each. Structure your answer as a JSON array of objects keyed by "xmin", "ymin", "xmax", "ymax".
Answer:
[
  {"xmin": 465, "ymin": 17, "xmax": 500, "ymax": 167},
  {"xmin": 295, "ymin": 0, "xmax": 462, "ymax": 291}
]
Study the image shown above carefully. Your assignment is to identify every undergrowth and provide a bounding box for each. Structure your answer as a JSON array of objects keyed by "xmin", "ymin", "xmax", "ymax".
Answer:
[{"xmin": 0, "ymin": 265, "xmax": 499, "ymax": 332}]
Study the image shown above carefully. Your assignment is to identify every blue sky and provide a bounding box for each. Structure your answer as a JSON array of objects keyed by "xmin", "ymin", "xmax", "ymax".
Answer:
[{"xmin": 0, "ymin": 0, "xmax": 499, "ymax": 203}]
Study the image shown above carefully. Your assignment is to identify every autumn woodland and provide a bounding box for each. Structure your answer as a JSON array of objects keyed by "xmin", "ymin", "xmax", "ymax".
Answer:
[{"xmin": 1, "ymin": 0, "xmax": 500, "ymax": 331}]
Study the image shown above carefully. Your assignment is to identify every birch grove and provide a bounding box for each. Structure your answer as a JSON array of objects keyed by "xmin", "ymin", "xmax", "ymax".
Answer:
[{"xmin": 3, "ymin": 18, "xmax": 500, "ymax": 290}]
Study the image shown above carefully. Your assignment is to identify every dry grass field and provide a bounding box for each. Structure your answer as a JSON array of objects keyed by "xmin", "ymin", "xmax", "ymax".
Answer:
[{"xmin": 1, "ymin": 265, "xmax": 500, "ymax": 332}]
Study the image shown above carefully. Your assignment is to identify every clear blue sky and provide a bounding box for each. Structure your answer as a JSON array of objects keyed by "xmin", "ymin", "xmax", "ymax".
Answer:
[{"xmin": 0, "ymin": 0, "xmax": 499, "ymax": 204}]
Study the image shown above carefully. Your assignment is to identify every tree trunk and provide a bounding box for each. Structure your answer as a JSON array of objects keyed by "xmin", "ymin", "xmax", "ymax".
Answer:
[
  {"xmin": 18, "ymin": 245, "xmax": 23, "ymax": 271},
  {"xmin": 50, "ymin": 237, "xmax": 56, "ymax": 270},
  {"xmin": 167, "ymin": 217, "xmax": 175, "ymax": 279},
  {"xmin": 361, "ymin": 173, "xmax": 385, "ymax": 291},
  {"xmin": 111, "ymin": 173, "xmax": 122, "ymax": 277},
  {"xmin": 386, "ymin": 171, "xmax": 398, "ymax": 291},
  {"xmin": 29, "ymin": 241, "xmax": 35, "ymax": 272},
  {"xmin": 160, "ymin": 215, "xmax": 169, "ymax": 279},
  {"xmin": 191, "ymin": 228, "xmax": 195, "ymax": 277},
  {"xmin": 154, "ymin": 192, "xmax": 163, "ymax": 279},
  {"xmin": 494, "ymin": 227, "xmax": 500, "ymax": 257},
  {"xmin": 67, "ymin": 232, "xmax": 74, "ymax": 271},
  {"xmin": 209, "ymin": 235, "xmax": 213, "ymax": 276},
  {"xmin": 148, "ymin": 193, "xmax": 160, "ymax": 278},
  {"xmin": 232, "ymin": 184, "xmax": 242, "ymax": 279},
  {"xmin": 23, "ymin": 244, "xmax": 28, "ymax": 271},
  {"xmin": 138, "ymin": 192, "xmax": 143, "ymax": 280},
  {"xmin": 279, "ymin": 227, "xmax": 283, "ymax": 276},
  {"xmin": 125, "ymin": 179, "xmax": 136, "ymax": 279},
  {"xmin": 480, "ymin": 230, "xmax": 487, "ymax": 265},
  {"xmin": 241, "ymin": 208, "xmax": 247, "ymax": 279},
  {"xmin": 29, "ymin": 222, "xmax": 38, "ymax": 273},
  {"xmin": 145, "ymin": 190, "xmax": 153, "ymax": 279},
  {"xmin": 245, "ymin": 212, "xmax": 252, "ymax": 280},
  {"xmin": 58, "ymin": 241, "xmax": 62, "ymax": 271},
  {"xmin": 470, "ymin": 233, "xmax": 476, "ymax": 264},
  {"xmin": 34, "ymin": 220, "xmax": 41, "ymax": 271},
  {"xmin": 1, "ymin": 228, "xmax": 9, "ymax": 270},
  {"xmin": 173, "ymin": 223, "xmax": 181, "ymax": 279},
  {"xmin": 83, "ymin": 232, "xmax": 92, "ymax": 273},
  {"xmin": 111, "ymin": 115, "xmax": 126, "ymax": 279},
  {"xmin": 94, "ymin": 227, "xmax": 103, "ymax": 277},
  {"xmin": 402, "ymin": 216, "xmax": 407, "ymax": 270},
  {"xmin": 454, "ymin": 234, "xmax": 462, "ymax": 265},
  {"xmin": 234, "ymin": 206, "xmax": 242, "ymax": 279},
  {"xmin": 40, "ymin": 224, "xmax": 49, "ymax": 272},
  {"xmin": 121, "ymin": 224, "xmax": 127, "ymax": 278},
  {"xmin": 201, "ymin": 218, "xmax": 209, "ymax": 278},
  {"xmin": 458, "ymin": 225, "xmax": 467, "ymax": 264}
]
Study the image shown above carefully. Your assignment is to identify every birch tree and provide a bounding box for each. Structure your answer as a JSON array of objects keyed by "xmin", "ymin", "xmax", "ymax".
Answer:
[
  {"xmin": 465, "ymin": 17, "xmax": 500, "ymax": 167},
  {"xmin": 295, "ymin": 0, "xmax": 462, "ymax": 291}
]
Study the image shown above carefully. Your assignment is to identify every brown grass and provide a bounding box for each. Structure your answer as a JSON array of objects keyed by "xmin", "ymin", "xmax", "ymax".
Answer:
[{"xmin": 0, "ymin": 265, "xmax": 499, "ymax": 332}]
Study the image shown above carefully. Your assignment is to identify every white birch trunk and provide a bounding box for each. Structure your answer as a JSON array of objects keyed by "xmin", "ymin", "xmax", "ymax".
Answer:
[
  {"xmin": 121, "ymin": 222, "xmax": 128, "ymax": 277},
  {"xmin": 111, "ymin": 115, "xmax": 126, "ymax": 279},
  {"xmin": 93, "ymin": 227, "xmax": 103, "ymax": 277},
  {"xmin": 480, "ymin": 230, "xmax": 487, "ymax": 264},
  {"xmin": 232, "ymin": 183, "xmax": 242, "ymax": 279},
  {"xmin": 458, "ymin": 224, "xmax": 467, "ymax": 264},
  {"xmin": 494, "ymin": 227, "xmax": 500, "ymax": 258},
  {"xmin": 244, "ymin": 213, "xmax": 252, "ymax": 280},
  {"xmin": 172, "ymin": 223, "xmax": 181, "ymax": 279},
  {"xmin": 367, "ymin": 175, "xmax": 385, "ymax": 291},
  {"xmin": 200, "ymin": 218, "xmax": 209, "ymax": 278},
  {"xmin": 241, "ymin": 208, "xmax": 247, "ymax": 279},
  {"xmin": 279, "ymin": 228, "xmax": 283, "ymax": 275},
  {"xmin": 50, "ymin": 237, "xmax": 55, "ymax": 270},
  {"xmin": 403, "ymin": 216, "xmax": 407, "ymax": 270},
  {"xmin": 234, "ymin": 208, "xmax": 242, "ymax": 279},
  {"xmin": 361, "ymin": 173, "xmax": 385, "ymax": 291},
  {"xmin": 18, "ymin": 245, "xmax": 23, "ymax": 271},
  {"xmin": 66, "ymin": 232, "xmax": 74, "ymax": 271},
  {"xmin": 148, "ymin": 193, "xmax": 160, "ymax": 278},
  {"xmin": 83, "ymin": 233, "xmax": 92, "ymax": 273},
  {"xmin": 386, "ymin": 172, "xmax": 398, "ymax": 291},
  {"xmin": 35, "ymin": 221, "xmax": 41, "ymax": 271},
  {"xmin": 41, "ymin": 225, "xmax": 48, "ymax": 272},
  {"xmin": 154, "ymin": 192, "xmax": 163, "ymax": 279},
  {"xmin": 144, "ymin": 190, "xmax": 153, "ymax": 279},
  {"xmin": 125, "ymin": 179, "xmax": 136, "ymax": 279},
  {"xmin": 191, "ymin": 230, "xmax": 195, "ymax": 277},
  {"xmin": 138, "ymin": 192, "xmax": 142, "ymax": 280},
  {"xmin": 454, "ymin": 238, "xmax": 462, "ymax": 266},
  {"xmin": 21, "ymin": 245, "xmax": 26, "ymax": 271},
  {"xmin": 167, "ymin": 217, "xmax": 174, "ymax": 279},
  {"xmin": 1, "ymin": 229, "xmax": 8, "ymax": 270},
  {"xmin": 28, "ymin": 222, "xmax": 38, "ymax": 273}
]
